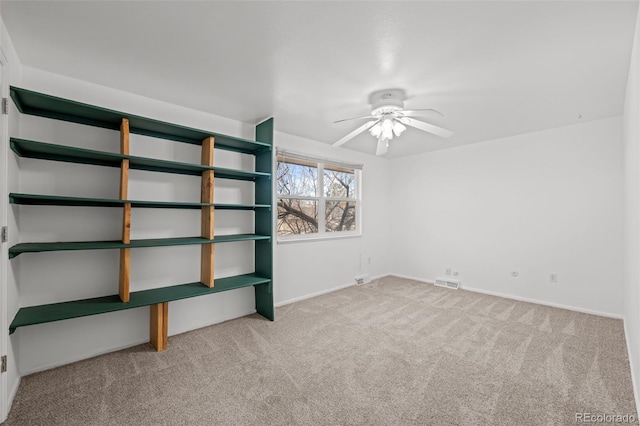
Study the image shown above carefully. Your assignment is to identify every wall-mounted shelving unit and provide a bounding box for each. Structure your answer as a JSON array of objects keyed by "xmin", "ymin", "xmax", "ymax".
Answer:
[{"xmin": 8, "ymin": 86, "xmax": 274, "ymax": 351}]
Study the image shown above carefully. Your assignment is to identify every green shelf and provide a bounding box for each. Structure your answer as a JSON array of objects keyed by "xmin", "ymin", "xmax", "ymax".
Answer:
[
  {"xmin": 11, "ymin": 138, "xmax": 270, "ymax": 181},
  {"xmin": 10, "ymin": 86, "xmax": 271, "ymax": 154},
  {"xmin": 9, "ymin": 234, "xmax": 270, "ymax": 259},
  {"xmin": 9, "ymin": 193, "xmax": 270, "ymax": 211},
  {"xmin": 9, "ymin": 273, "xmax": 271, "ymax": 334}
]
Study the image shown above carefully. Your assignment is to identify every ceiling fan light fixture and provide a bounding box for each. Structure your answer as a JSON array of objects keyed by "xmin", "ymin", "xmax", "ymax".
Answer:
[
  {"xmin": 370, "ymin": 122, "xmax": 382, "ymax": 137},
  {"xmin": 332, "ymin": 88, "xmax": 454, "ymax": 156},
  {"xmin": 380, "ymin": 117, "xmax": 394, "ymax": 140},
  {"xmin": 392, "ymin": 120, "xmax": 406, "ymax": 137}
]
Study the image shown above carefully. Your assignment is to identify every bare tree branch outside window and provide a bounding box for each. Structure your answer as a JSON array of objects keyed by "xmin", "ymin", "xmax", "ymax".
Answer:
[
  {"xmin": 324, "ymin": 167, "xmax": 356, "ymax": 232},
  {"xmin": 277, "ymin": 160, "xmax": 319, "ymax": 235},
  {"xmin": 277, "ymin": 156, "xmax": 359, "ymax": 237}
]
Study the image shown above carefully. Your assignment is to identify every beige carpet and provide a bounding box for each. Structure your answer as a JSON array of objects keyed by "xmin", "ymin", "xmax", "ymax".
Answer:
[{"xmin": 3, "ymin": 276, "xmax": 638, "ymax": 425}]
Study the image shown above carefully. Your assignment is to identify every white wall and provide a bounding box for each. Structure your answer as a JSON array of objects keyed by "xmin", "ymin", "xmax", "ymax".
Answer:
[
  {"xmin": 623, "ymin": 4, "xmax": 640, "ymax": 412},
  {"xmin": 1, "ymin": 15, "xmax": 22, "ymax": 423},
  {"xmin": 273, "ymin": 132, "xmax": 391, "ymax": 306},
  {"xmin": 390, "ymin": 117, "xmax": 624, "ymax": 317}
]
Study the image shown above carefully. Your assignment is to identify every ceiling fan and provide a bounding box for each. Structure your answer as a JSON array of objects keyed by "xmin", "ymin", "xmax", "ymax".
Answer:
[{"xmin": 332, "ymin": 89, "xmax": 454, "ymax": 156}]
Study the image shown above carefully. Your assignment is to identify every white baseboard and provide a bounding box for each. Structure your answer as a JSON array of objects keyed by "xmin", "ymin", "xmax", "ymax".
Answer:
[
  {"xmin": 168, "ymin": 309, "xmax": 257, "ymax": 336},
  {"xmin": 275, "ymin": 274, "xmax": 387, "ymax": 307},
  {"xmin": 624, "ymin": 319, "xmax": 640, "ymax": 414},
  {"xmin": 8, "ymin": 376, "xmax": 20, "ymax": 415},
  {"xmin": 20, "ymin": 308, "xmax": 258, "ymax": 376},
  {"xmin": 23, "ymin": 274, "xmax": 394, "ymax": 375},
  {"xmin": 23, "ymin": 275, "xmax": 389, "ymax": 374},
  {"xmin": 390, "ymin": 273, "xmax": 435, "ymax": 285},
  {"xmin": 275, "ymin": 282, "xmax": 354, "ymax": 307},
  {"xmin": 21, "ymin": 337, "xmax": 152, "ymax": 376},
  {"xmin": 388, "ymin": 274, "xmax": 623, "ymax": 319}
]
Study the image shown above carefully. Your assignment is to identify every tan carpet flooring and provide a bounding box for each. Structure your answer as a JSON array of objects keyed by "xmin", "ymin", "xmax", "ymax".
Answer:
[{"xmin": 2, "ymin": 276, "xmax": 638, "ymax": 425}]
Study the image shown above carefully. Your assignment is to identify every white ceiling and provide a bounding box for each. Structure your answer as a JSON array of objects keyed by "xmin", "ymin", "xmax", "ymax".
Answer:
[{"xmin": 2, "ymin": 1, "xmax": 638, "ymax": 158}]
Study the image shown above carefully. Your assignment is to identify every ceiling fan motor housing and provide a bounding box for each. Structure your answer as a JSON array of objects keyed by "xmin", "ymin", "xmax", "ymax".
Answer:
[{"xmin": 369, "ymin": 88, "xmax": 406, "ymax": 116}]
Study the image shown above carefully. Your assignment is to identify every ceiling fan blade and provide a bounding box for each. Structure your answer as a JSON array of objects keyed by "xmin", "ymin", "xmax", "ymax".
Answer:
[
  {"xmin": 399, "ymin": 117, "xmax": 454, "ymax": 139},
  {"xmin": 399, "ymin": 108, "xmax": 444, "ymax": 117},
  {"xmin": 333, "ymin": 115, "xmax": 375, "ymax": 124},
  {"xmin": 376, "ymin": 136, "xmax": 388, "ymax": 156},
  {"xmin": 332, "ymin": 120, "xmax": 379, "ymax": 147}
]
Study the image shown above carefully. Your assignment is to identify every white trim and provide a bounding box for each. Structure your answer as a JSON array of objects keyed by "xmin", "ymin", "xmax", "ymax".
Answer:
[
  {"xmin": 19, "ymin": 338, "xmax": 152, "ymax": 376},
  {"xmin": 275, "ymin": 148, "xmax": 363, "ymax": 170},
  {"xmin": 275, "ymin": 282, "xmax": 355, "ymax": 307},
  {"xmin": 317, "ymin": 163, "xmax": 326, "ymax": 237},
  {"xmin": 274, "ymin": 274, "xmax": 386, "ymax": 307},
  {"xmin": 7, "ymin": 377, "xmax": 18, "ymax": 414},
  {"xmin": 168, "ymin": 308, "xmax": 257, "ymax": 336},
  {"xmin": 276, "ymin": 194, "xmax": 357, "ymax": 203},
  {"xmin": 0, "ymin": 47, "xmax": 8, "ymax": 424},
  {"xmin": 389, "ymin": 273, "xmax": 624, "ymax": 319},
  {"xmin": 277, "ymin": 195, "xmax": 320, "ymax": 201},
  {"xmin": 277, "ymin": 232, "xmax": 361, "ymax": 244},
  {"xmin": 18, "ymin": 307, "xmax": 258, "ymax": 376},
  {"xmin": 390, "ymin": 273, "xmax": 435, "ymax": 285},
  {"xmin": 624, "ymin": 319, "xmax": 640, "ymax": 414}
]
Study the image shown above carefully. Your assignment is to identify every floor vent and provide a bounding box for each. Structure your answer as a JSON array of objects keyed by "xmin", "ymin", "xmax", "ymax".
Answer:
[{"xmin": 434, "ymin": 277, "xmax": 460, "ymax": 290}]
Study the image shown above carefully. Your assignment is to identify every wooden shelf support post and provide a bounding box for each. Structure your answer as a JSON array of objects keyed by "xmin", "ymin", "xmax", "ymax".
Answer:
[
  {"xmin": 201, "ymin": 136, "xmax": 215, "ymax": 288},
  {"xmin": 119, "ymin": 118, "xmax": 131, "ymax": 302},
  {"xmin": 150, "ymin": 302, "xmax": 168, "ymax": 351}
]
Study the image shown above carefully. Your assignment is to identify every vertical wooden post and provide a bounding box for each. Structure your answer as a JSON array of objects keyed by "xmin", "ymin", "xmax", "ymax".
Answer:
[
  {"xmin": 119, "ymin": 118, "xmax": 131, "ymax": 303},
  {"xmin": 150, "ymin": 302, "xmax": 168, "ymax": 351},
  {"xmin": 200, "ymin": 136, "xmax": 215, "ymax": 288}
]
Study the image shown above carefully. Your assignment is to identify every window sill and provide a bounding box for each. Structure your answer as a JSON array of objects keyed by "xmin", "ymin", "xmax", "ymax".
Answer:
[{"xmin": 277, "ymin": 232, "xmax": 362, "ymax": 244}]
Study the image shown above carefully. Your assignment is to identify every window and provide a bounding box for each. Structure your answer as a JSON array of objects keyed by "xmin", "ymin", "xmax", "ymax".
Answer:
[{"xmin": 276, "ymin": 150, "xmax": 361, "ymax": 240}]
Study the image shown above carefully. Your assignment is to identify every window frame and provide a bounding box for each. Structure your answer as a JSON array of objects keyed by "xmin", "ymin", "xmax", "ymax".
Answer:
[{"xmin": 275, "ymin": 151, "xmax": 362, "ymax": 243}]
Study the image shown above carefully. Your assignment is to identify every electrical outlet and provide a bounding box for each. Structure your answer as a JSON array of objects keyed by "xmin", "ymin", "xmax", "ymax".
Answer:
[
  {"xmin": 549, "ymin": 273, "xmax": 558, "ymax": 283},
  {"xmin": 511, "ymin": 271, "xmax": 519, "ymax": 277},
  {"xmin": 445, "ymin": 268, "xmax": 451, "ymax": 276},
  {"xmin": 452, "ymin": 270, "xmax": 459, "ymax": 276}
]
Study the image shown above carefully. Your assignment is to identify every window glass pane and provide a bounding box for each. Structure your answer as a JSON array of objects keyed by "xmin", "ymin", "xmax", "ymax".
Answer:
[
  {"xmin": 324, "ymin": 167, "xmax": 356, "ymax": 199},
  {"xmin": 277, "ymin": 198, "xmax": 318, "ymax": 235},
  {"xmin": 277, "ymin": 160, "xmax": 318, "ymax": 197},
  {"xmin": 325, "ymin": 201, "xmax": 356, "ymax": 232}
]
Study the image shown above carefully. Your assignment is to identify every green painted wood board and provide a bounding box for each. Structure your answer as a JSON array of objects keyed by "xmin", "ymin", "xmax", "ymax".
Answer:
[
  {"xmin": 9, "ymin": 234, "xmax": 270, "ymax": 258},
  {"xmin": 9, "ymin": 273, "xmax": 271, "ymax": 333},
  {"xmin": 254, "ymin": 118, "xmax": 275, "ymax": 321},
  {"xmin": 11, "ymin": 138, "xmax": 270, "ymax": 181},
  {"xmin": 10, "ymin": 86, "xmax": 271, "ymax": 153},
  {"xmin": 9, "ymin": 193, "xmax": 270, "ymax": 210}
]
